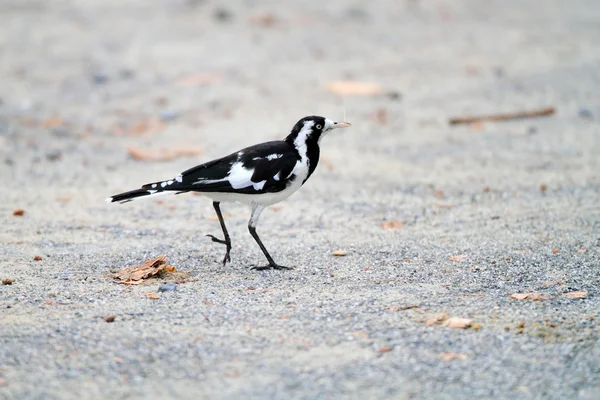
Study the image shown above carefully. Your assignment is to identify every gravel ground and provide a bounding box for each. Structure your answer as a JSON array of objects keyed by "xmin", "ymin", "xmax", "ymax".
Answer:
[{"xmin": 1, "ymin": 0, "xmax": 600, "ymax": 399}]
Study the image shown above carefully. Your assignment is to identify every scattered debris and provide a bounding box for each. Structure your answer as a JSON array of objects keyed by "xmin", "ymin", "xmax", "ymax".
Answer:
[
  {"xmin": 325, "ymin": 81, "xmax": 382, "ymax": 95},
  {"xmin": 377, "ymin": 347, "xmax": 393, "ymax": 353},
  {"xmin": 142, "ymin": 292, "xmax": 160, "ymax": 300},
  {"xmin": 158, "ymin": 283, "xmax": 178, "ymax": 292},
  {"xmin": 12, "ymin": 209, "xmax": 24, "ymax": 216},
  {"xmin": 2, "ymin": 279, "xmax": 13, "ymax": 285},
  {"xmin": 127, "ymin": 146, "xmax": 202, "ymax": 162},
  {"xmin": 176, "ymin": 73, "xmax": 221, "ymax": 86},
  {"xmin": 443, "ymin": 317, "xmax": 473, "ymax": 329},
  {"xmin": 332, "ymin": 250, "xmax": 347, "ymax": 257},
  {"xmin": 552, "ymin": 248, "xmax": 559, "ymax": 254},
  {"xmin": 562, "ymin": 291, "xmax": 587, "ymax": 299},
  {"xmin": 33, "ymin": 256, "xmax": 42, "ymax": 261},
  {"xmin": 425, "ymin": 313, "xmax": 448, "ymax": 326},
  {"xmin": 509, "ymin": 293, "xmax": 552, "ymax": 301},
  {"xmin": 542, "ymin": 281, "xmax": 564, "ymax": 287},
  {"xmin": 449, "ymin": 107, "xmax": 555, "ymax": 125},
  {"xmin": 540, "ymin": 184, "xmax": 548, "ymax": 192},
  {"xmin": 387, "ymin": 304, "xmax": 419, "ymax": 311},
  {"xmin": 110, "ymin": 255, "xmax": 189, "ymax": 285},
  {"xmin": 105, "ymin": 315, "xmax": 116, "ymax": 323},
  {"xmin": 440, "ymin": 352, "xmax": 468, "ymax": 361},
  {"xmin": 249, "ymin": 13, "xmax": 277, "ymax": 28},
  {"xmin": 449, "ymin": 255, "xmax": 467, "ymax": 262},
  {"xmin": 380, "ymin": 220, "xmax": 404, "ymax": 231}
]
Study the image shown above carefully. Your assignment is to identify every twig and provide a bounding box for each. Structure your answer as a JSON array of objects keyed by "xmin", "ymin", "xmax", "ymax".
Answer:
[{"xmin": 449, "ymin": 107, "xmax": 555, "ymax": 125}]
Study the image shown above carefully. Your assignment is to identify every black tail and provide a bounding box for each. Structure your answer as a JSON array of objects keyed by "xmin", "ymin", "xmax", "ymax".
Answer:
[{"xmin": 105, "ymin": 188, "xmax": 159, "ymax": 204}]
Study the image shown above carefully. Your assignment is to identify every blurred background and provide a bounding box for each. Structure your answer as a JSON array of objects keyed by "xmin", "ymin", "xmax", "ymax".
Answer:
[{"xmin": 1, "ymin": 1, "xmax": 600, "ymax": 398}]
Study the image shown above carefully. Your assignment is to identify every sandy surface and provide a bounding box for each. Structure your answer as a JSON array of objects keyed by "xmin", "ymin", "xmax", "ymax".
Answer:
[{"xmin": 1, "ymin": 0, "xmax": 600, "ymax": 399}]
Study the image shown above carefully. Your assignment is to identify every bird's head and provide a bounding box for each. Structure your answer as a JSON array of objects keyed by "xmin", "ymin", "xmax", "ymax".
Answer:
[{"xmin": 286, "ymin": 116, "xmax": 351, "ymax": 146}]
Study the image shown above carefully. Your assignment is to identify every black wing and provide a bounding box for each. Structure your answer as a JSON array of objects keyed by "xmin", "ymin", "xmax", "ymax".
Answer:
[{"xmin": 141, "ymin": 141, "xmax": 299, "ymax": 195}]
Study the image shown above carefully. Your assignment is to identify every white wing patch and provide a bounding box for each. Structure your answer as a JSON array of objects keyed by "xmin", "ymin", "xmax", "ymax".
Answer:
[
  {"xmin": 273, "ymin": 172, "xmax": 280, "ymax": 181},
  {"xmin": 267, "ymin": 154, "xmax": 282, "ymax": 160},
  {"xmin": 193, "ymin": 161, "xmax": 266, "ymax": 191}
]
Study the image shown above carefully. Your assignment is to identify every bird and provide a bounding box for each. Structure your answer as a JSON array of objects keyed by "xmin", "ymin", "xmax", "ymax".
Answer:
[{"xmin": 105, "ymin": 115, "xmax": 351, "ymax": 270}]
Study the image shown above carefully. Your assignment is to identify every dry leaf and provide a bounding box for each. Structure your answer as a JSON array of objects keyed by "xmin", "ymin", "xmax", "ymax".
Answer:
[
  {"xmin": 33, "ymin": 256, "xmax": 42, "ymax": 261},
  {"xmin": 177, "ymin": 74, "xmax": 221, "ymax": 86},
  {"xmin": 277, "ymin": 315, "xmax": 289, "ymax": 319},
  {"xmin": 440, "ymin": 352, "xmax": 468, "ymax": 361},
  {"xmin": 105, "ymin": 315, "xmax": 115, "ymax": 323},
  {"xmin": 540, "ymin": 184, "xmax": 548, "ymax": 192},
  {"xmin": 577, "ymin": 248, "xmax": 587, "ymax": 253},
  {"xmin": 552, "ymin": 248, "xmax": 559, "ymax": 254},
  {"xmin": 425, "ymin": 313, "xmax": 447, "ymax": 326},
  {"xmin": 142, "ymin": 292, "xmax": 160, "ymax": 300},
  {"xmin": 110, "ymin": 255, "xmax": 188, "ymax": 285},
  {"xmin": 443, "ymin": 317, "xmax": 472, "ymax": 329},
  {"xmin": 325, "ymin": 81, "xmax": 382, "ymax": 95},
  {"xmin": 562, "ymin": 291, "xmax": 587, "ymax": 299},
  {"xmin": 42, "ymin": 116, "xmax": 65, "ymax": 129},
  {"xmin": 12, "ymin": 209, "xmax": 25, "ymax": 216},
  {"xmin": 332, "ymin": 250, "xmax": 347, "ymax": 257},
  {"xmin": 2, "ymin": 279, "xmax": 13, "ymax": 285},
  {"xmin": 380, "ymin": 220, "xmax": 404, "ymax": 231},
  {"xmin": 509, "ymin": 293, "xmax": 552, "ymax": 301},
  {"xmin": 248, "ymin": 13, "xmax": 277, "ymax": 27},
  {"xmin": 377, "ymin": 347, "xmax": 393, "ymax": 353},
  {"xmin": 449, "ymin": 255, "xmax": 467, "ymax": 262},
  {"xmin": 127, "ymin": 146, "xmax": 202, "ymax": 162}
]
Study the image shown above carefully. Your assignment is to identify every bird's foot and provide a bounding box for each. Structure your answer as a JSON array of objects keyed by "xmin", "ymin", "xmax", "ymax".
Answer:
[
  {"xmin": 205, "ymin": 234, "xmax": 231, "ymax": 265},
  {"xmin": 251, "ymin": 264, "xmax": 293, "ymax": 271}
]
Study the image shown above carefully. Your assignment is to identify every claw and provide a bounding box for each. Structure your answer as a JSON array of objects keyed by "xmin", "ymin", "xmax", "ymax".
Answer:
[{"xmin": 251, "ymin": 264, "xmax": 293, "ymax": 271}]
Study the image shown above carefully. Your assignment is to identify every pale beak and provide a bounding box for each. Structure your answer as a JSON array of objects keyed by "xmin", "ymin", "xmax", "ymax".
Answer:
[{"xmin": 331, "ymin": 121, "xmax": 351, "ymax": 129}]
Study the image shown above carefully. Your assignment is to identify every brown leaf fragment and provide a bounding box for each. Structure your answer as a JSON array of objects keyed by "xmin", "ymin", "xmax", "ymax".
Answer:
[
  {"xmin": 325, "ymin": 81, "xmax": 382, "ymax": 95},
  {"xmin": 352, "ymin": 331, "xmax": 369, "ymax": 339},
  {"xmin": 542, "ymin": 281, "xmax": 564, "ymax": 288},
  {"xmin": 449, "ymin": 107, "xmax": 555, "ymax": 125},
  {"xmin": 248, "ymin": 13, "xmax": 277, "ymax": 28},
  {"xmin": 443, "ymin": 317, "xmax": 472, "ymax": 329},
  {"xmin": 377, "ymin": 347, "xmax": 393, "ymax": 353},
  {"xmin": 449, "ymin": 255, "xmax": 467, "ymax": 262},
  {"xmin": 2, "ymin": 279, "xmax": 13, "ymax": 285},
  {"xmin": 380, "ymin": 220, "xmax": 404, "ymax": 231},
  {"xmin": 426, "ymin": 312, "xmax": 447, "ymax": 326},
  {"xmin": 12, "ymin": 209, "xmax": 25, "ymax": 216},
  {"xmin": 562, "ymin": 291, "xmax": 587, "ymax": 299},
  {"xmin": 105, "ymin": 315, "xmax": 116, "ymax": 323},
  {"xmin": 127, "ymin": 146, "xmax": 202, "ymax": 162},
  {"xmin": 332, "ymin": 250, "xmax": 347, "ymax": 257},
  {"xmin": 440, "ymin": 352, "xmax": 468, "ymax": 361},
  {"xmin": 142, "ymin": 292, "xmax": 160, "ymax": 300},
  {"xmin": 110, "ymin": 255, "xmax": 187, "ymax": 285},
  {"xmin": 540, "ymin": 184, "xmax": 548, "ymax": 192},
  {"xmin": 42, "ymin": 116, "xmax": 65, "ymax": 129},
  {"xmin": 33, "ymin": 256, "xmax": 42, "ymax": 261},
  {"xmin": 552, "ymin": 248, "xmax": 559, "ymax": 254},
  {"xmin": 176, "ymin": 73, "xmax": 221, "ymax": 86},
  {"xmin": 509, "ymin": 293, "xmax": 552, "ymax": 301}
]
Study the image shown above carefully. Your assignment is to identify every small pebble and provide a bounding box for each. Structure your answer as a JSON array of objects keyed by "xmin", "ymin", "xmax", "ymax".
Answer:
[
  {"xmin": 92, "ymin": 74, "xmax": 108, "ymax": 85},
  {"xmin": 158, "ymin": 283, "xmax": 178, "ymax": 292},
  {"xmin": 578, "ymin": 108, "xmax": 593, "ymax": 120}
]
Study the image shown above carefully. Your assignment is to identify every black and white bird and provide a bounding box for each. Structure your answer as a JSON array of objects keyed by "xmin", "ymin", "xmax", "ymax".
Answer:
[{"xmin": 106, "ymin": 116, "xmax": 351, "ymax": 270}]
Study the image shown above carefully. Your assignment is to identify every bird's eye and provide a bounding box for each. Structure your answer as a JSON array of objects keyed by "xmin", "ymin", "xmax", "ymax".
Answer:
[{"xmin": 316, "ymin": 124, "xmax": 322, "ymax": 129}]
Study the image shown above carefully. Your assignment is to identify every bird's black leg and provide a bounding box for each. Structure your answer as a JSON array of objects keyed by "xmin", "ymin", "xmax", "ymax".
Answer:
[
  {"xmin": 205, "ymin": 201, "xmax": 232, "ymax": 266},
  {"xmin": 247, "ymin": 204, "xmax": 292, "ymax": 271}
]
